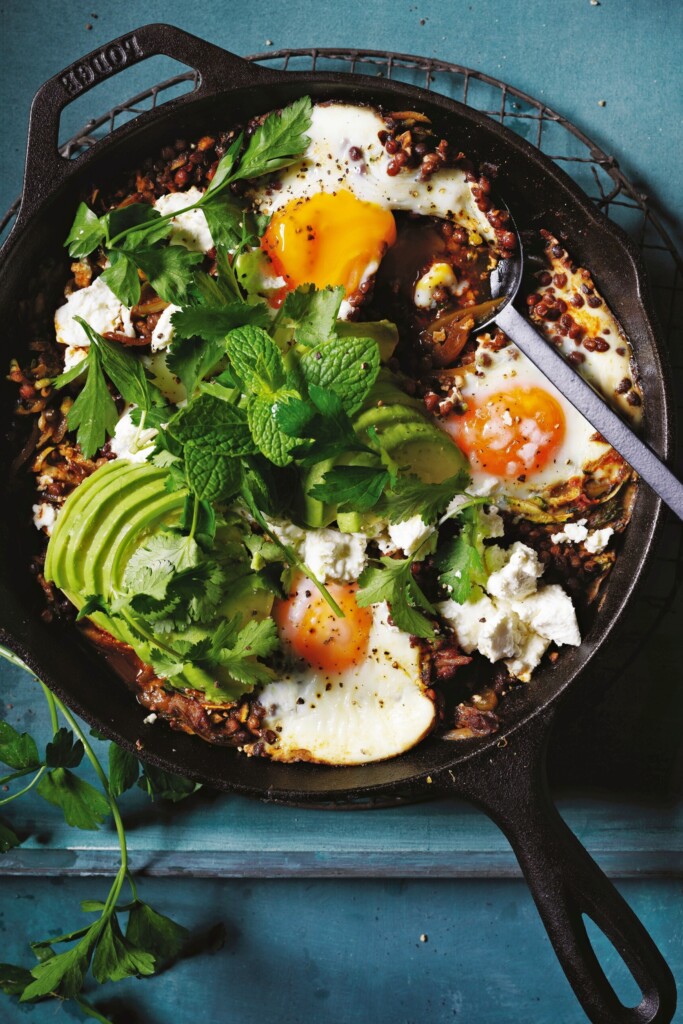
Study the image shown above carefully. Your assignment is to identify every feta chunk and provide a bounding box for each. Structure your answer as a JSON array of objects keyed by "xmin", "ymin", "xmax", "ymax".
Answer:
[
  {"xmin": 265, "ymin": 519, "xmax": 368, "ymax": 583},
  {"xmin": 387, "ymin": 516, "xmax": 434, "ymax": 557},
  {"xmin": 584, "ymin": 527, "xmax": 614, "ymax": 554},
  {"xmin": 63, "ymin": 345, "xmax": 88, "ymax": 371},
  {"xmin": 505, "ymin": 631, "xmax": 550, "ymax": 682},
  {"xmin": 486, "ymin": 542, "xmax": 544, "ymax": 602},
  {"xmin": 511, "ymin": 585, "xmax": 581, "ymax": 647},
  {"xmin": 150, "ymin": 304, "xmax": 181, "ymax": 352},
  {"xmin": 32, "ymin": 502, "xmax": 58, "ymax": 535},
  {"xmin": 55, "ymin": 276, "xmax": 135, "ymax": 349},
  {"xmin": 109, "ymin": 408, "xmax": 158, "ymax": 463},
  {"xmin": 551, "ymin": 519, "xmax": 588, "ymax": 545},
  {"xmin": 154, "ymin": 187, "xmax": 213, "ymax": 253},
  {"xmin": 438, "ymin": 592, "xmax": 523, "ymax": 662}
]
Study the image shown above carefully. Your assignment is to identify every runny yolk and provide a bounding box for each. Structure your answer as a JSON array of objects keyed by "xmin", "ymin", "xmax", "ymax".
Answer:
[
  {"xmin": 445, "ymin": 386, "xmax": 566, "ymax": 478},
  {"xmin": 261, "ymin": 190, "xmax": 397, "ymax": 296},
  {"xmin": 273, "ymin": 575, "xmax": 373, "ymax": 674}
]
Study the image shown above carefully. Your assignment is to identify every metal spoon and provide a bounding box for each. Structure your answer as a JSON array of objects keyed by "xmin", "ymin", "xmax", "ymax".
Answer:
[{"xmin": 476, "ymin": 231, "xmax": 683, "ymax": 521}]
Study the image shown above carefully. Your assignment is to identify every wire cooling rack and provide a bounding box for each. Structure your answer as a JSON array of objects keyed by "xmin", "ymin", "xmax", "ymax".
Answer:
[{"xmin": 2, "ymin": 48, "xmax": 681, "ymax": 767}]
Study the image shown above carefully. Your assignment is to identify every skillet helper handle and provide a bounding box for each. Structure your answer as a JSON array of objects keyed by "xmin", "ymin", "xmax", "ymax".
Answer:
[
  {"xmin": 433, "ymin": 718, "xmax": 677, "ymax": 1024},
  {"xmin": 21, "ymin": 23, "xmax": 273, "ymax": 199},
  {"xmin": 496, "ymin": 303, "xmax": 683, "ymax": 521}
]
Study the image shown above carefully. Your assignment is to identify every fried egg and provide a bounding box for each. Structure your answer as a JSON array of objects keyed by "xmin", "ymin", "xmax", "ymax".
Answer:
[
  {"xmin": 250, "ymin": 102, "xmax": 495, "ymax": 309},
  {"xmin": 248, "ymin": 576, "xmax": 435, "ymax": 765},
  {"xmin": 442, "ymin": 337, "xmax": 630, "ymax": 513}
]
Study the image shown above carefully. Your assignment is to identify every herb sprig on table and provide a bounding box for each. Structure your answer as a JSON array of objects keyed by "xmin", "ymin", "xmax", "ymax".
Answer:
[{"xmin": 0, "ymin": 650, "xmax": 200, "ymax": 1024}]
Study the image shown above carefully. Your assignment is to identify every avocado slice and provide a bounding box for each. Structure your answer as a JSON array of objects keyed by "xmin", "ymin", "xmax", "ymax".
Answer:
[{"xmin": 379, "ymin": 421, "xmax": 469, "ymax": 483}]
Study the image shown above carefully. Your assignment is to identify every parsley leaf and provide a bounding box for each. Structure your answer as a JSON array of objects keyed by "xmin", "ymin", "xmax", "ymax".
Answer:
[
  {"xmin": 100, "ymin": 249, "xmax": 141, "ymax": 306},
  {"xmin": 108, "ymin": 744, "xmax": 140, "ymax": 799},
  {"xmin": 74, "ymin": 317, "xmax": 160, "ymax": 412},
  {"xmin": 308, "ymin": 465, "xmax": 390, "ymax": 511},
  {"xmin": 234, "ymin": 96, "xmax": 312, "ymax": 181},
  {"xmin": 300, "ymin": 335, "xmax": 380, "ymax": 415},
  {"xmin": 65, "ymin": 203, "xmax": 106, "ymax": 258},
  {"xmin": 62, "ymin": 345, "xmax": 118, "ymax": 459},
  {"xmin": 137, "ymin": 764, "xmax": 200, "ymax": 802},
  {"xmin": 171, "ymin": 301, "xmax": 269, "ymax": 343},
  {"xmin": 122, "ymin": 533, "xmax": 202, "ymax": 604},
  {"xmin": 91, "ymin": 917, "xmax": 156, "ymax": 984},
  {"xmin": 357, "ymin": 556, "xmax": 435, "ymax": 638},
  {"xmin": 275, "ymin": 284, "xmax": 344, "ymax": 345},
  {"xmin": 20, "ymin": 931, "xmax": 98, "ymax": 1001},
  {"xmin": 133, "ymin": 246, "xmax": 203, "ymax": 306},
  {"xmin": 0, "ymin": 721, "xmax": 40, "ymax": 771},
  {"xmin": 0, "ymin": 821, "xmax": 20, "ymax": 854},
  {"xmin": 36, "ymin": 769, "xmax": 110, "ymax": 831},
  {"xmin": 380, "ymin": 470, "xmax": 471, "ymax": 525},
  {"xmin": 45, "ymin": 728, "xmax": 84, "ymax": 769},
  {"xmin": 190, "ymin": 616, "xmax": 278, "ymax": 688},
  {"xmin": 126, "ymin": 901, "xmax": 188, "ymax": 961}
]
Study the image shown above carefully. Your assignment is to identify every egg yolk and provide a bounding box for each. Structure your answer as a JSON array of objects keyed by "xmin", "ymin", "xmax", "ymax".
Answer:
[
  {"xmin": 273, "ymin": 575, "xmax": 373, "ymax": 674},
  {"xmin": 446, "ymin": 387, "xmax": 566, "ymax": 478},
  {"xmin": 261, "ymin": 190, "xmax": 397, "ymax": 295}
]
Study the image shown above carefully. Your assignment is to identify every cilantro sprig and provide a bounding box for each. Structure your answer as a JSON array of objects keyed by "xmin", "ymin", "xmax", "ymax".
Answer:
[{"xmin": 0, "ymin": 652, "xmax": 199, "ymax": 1023}]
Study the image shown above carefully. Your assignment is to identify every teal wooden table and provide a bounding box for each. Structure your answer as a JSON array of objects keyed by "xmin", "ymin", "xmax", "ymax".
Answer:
[{"xmin": 1, "ymin": 2, "xmax": 682, "ymax": 1021}]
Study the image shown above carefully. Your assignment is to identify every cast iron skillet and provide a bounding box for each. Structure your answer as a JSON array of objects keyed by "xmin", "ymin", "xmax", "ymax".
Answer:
[{"xmin": 0, "ymin": 24, "xmax": 676, "ymax": 1024}]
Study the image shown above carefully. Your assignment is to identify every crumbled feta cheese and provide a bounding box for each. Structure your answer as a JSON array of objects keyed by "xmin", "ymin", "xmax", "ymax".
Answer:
[
  {"xmin": 486, "ymin": 542, "xmax": 544, "ymax": 602},
  {"xmin": 63, "ymin": 345, "xmax": 88, "ymax": 371},
  {"xmin": 480, "ymin": 504, "xmax": 505, "ymax": 538},
  {"xmin": 438, "ymin": 592, "xmax": 523, "ymax": 662},
  {"xmin": 142, "ymin": 713, "xmax": 158, "ymax": 725},
  {"xmin": 387, "ymin": 516, "xmax": 434, "ymax": 557},
  {"xmin": 504, "ymin": 630, "xmax": 550, "ymax": 682},
  {"xmin": 150, "ymin": 304, "xmax": 181, "ymax": 352},
  {"xmin": 109, "ymin": 408, "xmax": 158, "ymax": 463},
  {"xmin": 154, "ymin": 187, "xmax": 213, "ymax": 252},
  {"xmin": 55, "ymin": 276, "xmax": 135, "ymax": 348},
  {"xmin": 265, "ymin": 519, "xmax": 368, "ymax": 583},
  {"xmin": 584, "ymin": 527, "xmax": 614, "ymax": 554},
  {"xmin": 551, "ymin": 518, "xmax": 588, "ymax": 545},
  {"xmin": 414, "ymin": 262, "xmax": 465, "ymax": 309},
  {"xmin": 32, "ymin": 502, "xmax": 58, "ymax": 535},
  {"xmin": 511, "ymin": 585, "xmax": 581, "ymax": 647}
]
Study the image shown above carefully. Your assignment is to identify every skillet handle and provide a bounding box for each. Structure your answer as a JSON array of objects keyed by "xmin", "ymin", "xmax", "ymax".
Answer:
[
  {"xmin": 20, "ymin": 23, "xmax": 275, "ymax": 200},
  {"xmin": 431, "ymin": 714, "xmax": 677, "ymax": 1024}
]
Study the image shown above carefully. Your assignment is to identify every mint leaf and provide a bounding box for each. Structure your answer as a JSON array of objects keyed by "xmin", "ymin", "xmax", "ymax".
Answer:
[
  {"xmin": 308, "ymin": 465, "xmax": 390, "ymax": 511},
  {"xmin": 357, "ymin": 557, "xmax": 435, "ymax": 638},
  {"xmin": 36, "ymin": 769, "xmax": 110, "ymax": 830},
  {"xmin": 248, "ymin": 397, "xmax": 297, "ymax": 466},
  {"xmin": 126, "ymin": 901, "xmax": 188, "ymax": 961},
  {"xmin": 169, "ymin": 394, "xmax": 256, "ymax": 456},
  {"xmin": 300, "ymin": 335, "xmax": 380, "ymax": 415},
  {"xmin": 100, "ymin": 249, "xmax": 140, "ymax": 307},
  {"xmin": 64, "ymin": 346, "xmax": 118, "ymax": 459},
  {"xmin": 184, "ymin": 442, "xmax": 242, "ymax": 502},
  {"xmin": 0, "ymin": 821, "xmax": 20, "ymax": 854},
  {"xmin": 45, "ymin": 728, "xmax": 84, "ymax": 769},
  {"xmin": 235, "ymin": 96, "xmax": 312, "ymax": 180},
  {"xmin": 133, "ymin": 246, "xmax": 203, "ymax": 306},
  {"xmin": 276, "ymin": 284, "xmax": 344, "ymax": 345},
  {"xmin": 226, "ymin": 325, "xmax": 287, "ymax": 395},
  {"xmin": 171, "ymin": 301, "xmax": 269, "ymax": 343},
  {"xmin": 0, "ymin": 721, "xmax": 40, "ymax": 770},
  {"xmin": 65, "ymin": 203, "xmax": 106, "ymax": 258},
  {"xmin": 91, "ymin": 917, "xmax": 156, "ymax": 984},
  {"xmin": 108, "ymin": 744, "xmax": 139, "ymax": 799}
]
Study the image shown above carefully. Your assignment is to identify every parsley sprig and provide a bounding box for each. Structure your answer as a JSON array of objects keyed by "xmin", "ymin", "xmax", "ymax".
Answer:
[{"xmin": 0, "ymin": 651, "xmax": 198, "ymax": 1023}]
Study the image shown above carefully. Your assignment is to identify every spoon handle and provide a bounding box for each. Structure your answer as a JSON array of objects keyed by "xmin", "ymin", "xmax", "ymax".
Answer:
[{"xmin": 495, "ymin": 303, "xmax": 683, "ymax": 521}]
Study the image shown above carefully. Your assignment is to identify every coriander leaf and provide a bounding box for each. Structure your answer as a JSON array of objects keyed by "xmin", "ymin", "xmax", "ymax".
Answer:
[
  {"xmin": 226, "ymin": 325, "xmax": 287, "ymax": 395},
  {"xmin": 435, "ymin": 506, "xmax": 487, "ymax": 604},
  {"xmin": 64, "ymin": 346, "xmax": 118, "ymax": 459},
  {"xmin": 122, "ymin": 533, "xmax": 201, "ymax": 602},
  {"xmin": 0, "ymin": 821, "xmax": 20, "ymax": 854},
  {"xmin": 380, "ymin": 471, "xmax": 470, "ymax": 525},
  {"xmin": 357, "ymin": 557, "xmax": 435, "ymax": 638},
  {"xmin": 171, "ymin": 301, "xmax": 269, "ymax": 343},
  {"xmin": 300, "ymin": 335, "xmax": 380, "ymax": 415},
  {"xmin": 0, "ymin": 962, "xmax": 33, "ymax": 995},
  {"xmin": 65, "ymin": 203, "xmax": 106, "ymax": 258},
  {"xmin": 168, "ymin": 394, "xmax": 256, "ymax": 455},
  {"xmin": 133, "ymin": 246, "xmax": 203, "ymax": 306},
  {"xmin": 74, "ymin": 316, "xmax": 159, "ymax": 411},
  {"xmin": 100, "ymin": 249, "xmax": 141, "ymax": 307},
  {"xmin": 91, "ymin": 917, "xmax": 156, "ymax": 984},
  {"xmin": 193, "ymin": 267, "xmax": 237, "ymax": 307},
  {"xmin": 167, "ymin": 336, "xmax": 225, "ymax": 395},
  {"xmin": 137, "ymin": 763, "xmax": 199, "ymax": 802},
  {"xmin": 126, "ymin": 901, "xmax": 188, "ymax": 961},
  {"xmin": 0, "ymin": 721, "xmax": 40, "ymax": 770},
  {"xmin": 235, "ymin": 96, "xmax": 312, "ymax": 180},
  {"xmin": 276, "ymin": 284, "xmax": 344, "ymax": 345},
  {"xmin": 204, "ymin": 132, "xmax": 243, "ymax": 196},
  {"xmin": 248, "ymin": 397, "xmax": 297, "ymax": 466},
  {"xmin": 36, "ymin": 769, "xmax": 110, "ymax": 830},
  {"xmin": 76, "ymin": 594, "xmax": 109, "ymax": 621},
  {"xmin": 108, "ymin": 744, "xmax": 139, "ymax": 798},
  {"xmin": 184, "ymin": 443, "xmax": 242, "ymax": 502},
  {"xmin": 308, "ymin": 465, "xmax": 390, "ymax": 511},
  {"xmin": 195, "ymin": 616, "xmax": 277, "ymax": 687},
  {"xmin": 45, "ymin": 728, "xmax": 84, "ymax": 769},
  {"xmin": 20, "ymin": 932, "xmax": 97, "ymax": 1001}
]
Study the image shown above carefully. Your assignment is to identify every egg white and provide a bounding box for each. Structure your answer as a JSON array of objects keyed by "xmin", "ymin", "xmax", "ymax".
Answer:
[{"xmin": 249, "ymin": 603, "xmax": 435, "ymax": 765}]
